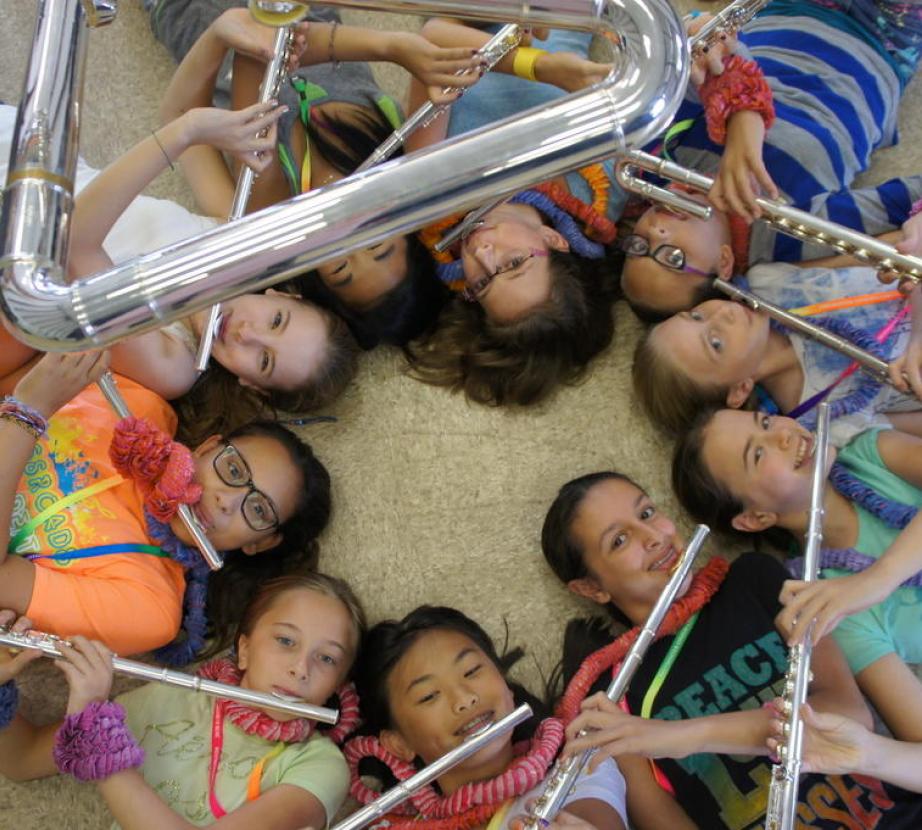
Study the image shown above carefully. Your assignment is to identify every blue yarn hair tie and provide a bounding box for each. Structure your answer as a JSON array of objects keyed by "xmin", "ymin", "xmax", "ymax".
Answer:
[
  {"xmin": 435, "ymin": 188, "xmax": 606, "ymax": 286},
  {"xmin": 0, "ymin": 681, "xmax": 18, "ymax": 730},
  {"xmin": 145, "ymin": 511, "xmax": 210, "ymax": 666}
]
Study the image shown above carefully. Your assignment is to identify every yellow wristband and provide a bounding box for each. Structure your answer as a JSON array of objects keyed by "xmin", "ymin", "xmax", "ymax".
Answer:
[{"xmin": 512, "ymin": 47, "xmax": 546, "ymax": 83}]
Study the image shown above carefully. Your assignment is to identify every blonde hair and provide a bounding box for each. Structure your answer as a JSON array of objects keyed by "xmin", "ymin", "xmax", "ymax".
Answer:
[{"xmin": 632, "ymin": 326, "xmax": 729, "ymax": 436}]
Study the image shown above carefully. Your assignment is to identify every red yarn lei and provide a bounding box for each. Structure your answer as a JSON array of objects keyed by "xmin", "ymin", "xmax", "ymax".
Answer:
[
  {"xmin": 344, "ymin": 717, "xmax": 564, "ymax": 830},
  {"xmin": 109, "ymin": 416, "xmax": 202, "ymax": 521},
  {"xmin": 197, "ymin": 657, "xmax": 362, "ymax": 744},
  {"xmin": 556, "ymin": 557, "xmax": 730, "ymax": 724}
]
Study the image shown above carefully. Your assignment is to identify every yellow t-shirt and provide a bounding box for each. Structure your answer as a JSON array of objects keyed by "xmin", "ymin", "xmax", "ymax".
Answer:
[{"xmin": 117, "ymin": 682, "xmax": 349, "ymax": 828}]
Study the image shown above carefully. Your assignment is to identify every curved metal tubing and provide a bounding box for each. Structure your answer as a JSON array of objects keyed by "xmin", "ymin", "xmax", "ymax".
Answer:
[{"xmin": 1, "ymin": 0, "xmax": 689, "ymax": 351}]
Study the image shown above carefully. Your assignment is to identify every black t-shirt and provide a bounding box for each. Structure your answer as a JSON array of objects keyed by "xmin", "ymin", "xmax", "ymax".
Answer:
[{"xmin": 568, "ymin": 553, "xmax": 922, "ymax": 829}]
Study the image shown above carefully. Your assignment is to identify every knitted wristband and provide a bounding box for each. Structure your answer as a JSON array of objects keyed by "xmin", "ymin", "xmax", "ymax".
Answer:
[
  {"xmin": 53, "ymin": 701, "xmax": 144, "ymax": 781},
  {"xmin": 513, "ymin": 47, "xmax": 546, "ymax": 82},
  {"xmin": 0, "ymin": 681, "xmax": 18, "ymax": 730},
  {"xmin": 909, "ymin": 197, "xmax": 922, "ymax": 219},
  {"xmin": 699, "ymin": 54, "xmax": 775, "ymax": 145}
]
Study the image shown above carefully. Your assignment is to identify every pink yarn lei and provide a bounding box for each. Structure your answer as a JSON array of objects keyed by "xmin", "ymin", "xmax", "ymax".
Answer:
[
  {"xmin": 344, "ymin": 716, "xmax": 564, "ymax": 818},
  {"xmin": 197, "ymin": 657, "xmax": 361, "ymax": 744}
]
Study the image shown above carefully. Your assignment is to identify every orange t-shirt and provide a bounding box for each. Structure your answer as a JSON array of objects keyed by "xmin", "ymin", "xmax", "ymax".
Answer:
[{"xmin": 19, "ymin": 375, "xmax": 187, "ymax": 655}]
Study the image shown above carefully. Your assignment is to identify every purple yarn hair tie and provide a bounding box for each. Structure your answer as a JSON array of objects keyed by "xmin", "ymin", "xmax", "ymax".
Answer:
[
  {"xmin": 786, "ymin": 548, "xmax": 922, "ymax": 588},
  {"xmin": 53, "ymin": 700, "xmax": 144, "ymax": 781},
  {"xmin": 0, "ymin": 680, "xmax": 18, "ymax": 730}
]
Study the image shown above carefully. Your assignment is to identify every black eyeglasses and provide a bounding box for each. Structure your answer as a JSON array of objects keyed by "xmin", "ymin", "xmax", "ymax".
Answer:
[
  {"xmin": 461, "ymin": 249, "xmax": 549, "ymax": 302},
  {"xmin": 620, "ymin": 234, "xmax": 710, "ymax": 276},
  {"xmin": 213, "ymin": 442, "xmax": 280, "ymax": 532}
]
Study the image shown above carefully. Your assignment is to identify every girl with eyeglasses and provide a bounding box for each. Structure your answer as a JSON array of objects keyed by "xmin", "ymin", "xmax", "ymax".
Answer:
[
  {"xmin": 0, "ymin": 573, "xmax": 366, "ymax": 830},
  {"xmin": 631, "ymin": 257, "xmax": 922, "ymax": 441},
  {"xmin": 0, "ymin": 349, "xmax": 332, "ymax": 662}
]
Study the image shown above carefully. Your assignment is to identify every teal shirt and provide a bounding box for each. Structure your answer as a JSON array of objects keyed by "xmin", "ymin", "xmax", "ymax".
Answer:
[{"xmin": 828, "ymin": 428, "xmax": 922, "ymax": 674}]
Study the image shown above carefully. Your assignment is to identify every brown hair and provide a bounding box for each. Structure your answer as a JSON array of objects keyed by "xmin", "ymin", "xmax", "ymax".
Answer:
[
  {"xmin": 406, "ymin": 251, "xmax": 617, "ymax": 406},
  {"xmin": 632, "ymin": 326, "xmax": 730, "ymax": 436},
  {"xmin": 234, "ymin": 573, "xmax": 367, "ymax": 664},
  {"xmin": 175, "ymin": 300, "xmax": 358, "ymax": 447}
]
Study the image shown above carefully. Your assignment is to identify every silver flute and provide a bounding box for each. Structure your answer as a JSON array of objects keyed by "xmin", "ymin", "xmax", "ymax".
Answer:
[
  {"xmin": 713, "ymin": 279, "xmax": 899, "ymax": 389},
  {"xmin": 332, "ymin": 703, "xmax": 533, "ymax": 830},
  {"xmin": 616, "ymin": 148, "xmax": 922, "ymax": 285},
  {"xmin": 355, "ymin": 24, "xmax": 524, "ymax": 173},
  {"xmin": 524, "ymin": 525, "xmax": 710, "ymax": 829},
  {"xmin": 765, "ymin": 402, "xmax": 831, "ymax": 830},
  {"xmin": 3, "ymin": 0, "xmax": 691, "ymax": 351},
  {"xmin": 96, "ymin": 372, "xmax": 223, "ymax": 571},
  {"xmin": 195, "ymin": 22, "xmax": 299, "ymax": 373},
  {"xmin": 434, "ymin": 0, "xmax": 767, "ymax": 254},
  {"xmin": 0, "ymin": 624, "xmax": 338, "ymax": 722}
]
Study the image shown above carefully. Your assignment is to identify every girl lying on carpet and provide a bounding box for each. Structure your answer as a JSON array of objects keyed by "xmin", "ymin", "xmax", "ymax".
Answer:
[
  {"xmin": 541, "ymin": 470, "xmax": 922, "ymax": 828},
  {"xmin": 0, "ymin": 573, "xmax": 365, "ymax": 830}
]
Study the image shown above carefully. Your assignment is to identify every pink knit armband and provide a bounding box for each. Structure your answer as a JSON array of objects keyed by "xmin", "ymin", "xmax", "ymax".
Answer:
[
  {"xmin": 53, "ymin": 700, "xmax": 144, "ymax": 781},
  {"xmin": 699, "ymin": 54, "xmax": 775, "ymax": 145},
  {"xmin": 909, "ymin": 197, "xmax": 922, "ymax": 219}
]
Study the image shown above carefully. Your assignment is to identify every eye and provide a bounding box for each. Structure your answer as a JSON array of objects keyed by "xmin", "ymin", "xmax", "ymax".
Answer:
[
  {"xmin": 640, "ymin": 505, "xmax": 656, "ymax": 520},
  {"xmin": 417, "ymin": 690, "xmax": 438, "ymax": 704},
  {"xmin": 754, "ymin": 446, "xmax": 764, "ymax": 465},
  {"xmin": 689, "ymin": 310, "xmax": 703, "ymax": 321},
  {"xmin": 760, "ymin": 414, "xmax": 771, "ymax": 430},
  {"xmin": 709, "ymin": 335, "xmax": 723, "ymax": 353},
  {"xmin": 611, "ymin": 532, "xmax": 627, "ymax": 550},
  {"xmin": 463, "ymin": 663, "xmax": 482, "ymax": 678},
  {"xmin": 276, "ymin": 635, "xmax": 294, "ymax": 647},
  {"xmin": 499, "ymin": 255, "xmax": 527, "ymax": 275},
  {"xmin": 260, "ymin": 350, "xmax": 271, "ymax": 373},
  {"xmin": 271, "ymin": 311, "xmax": 283, "ymax": 330},
  {"xmin": 252, "ymin": 502, "xmax": 268, "ymax": 520},
  {"xmin": 318, "ymin": 653, "xmax": 338, "ymax": 667},
  {"xmin": 331, "ymin": 261, "xmax": 348, "ymax": 275},
  {"xmin": 227, "ymin": 460, "xmax": 242, "ymax": 478}
]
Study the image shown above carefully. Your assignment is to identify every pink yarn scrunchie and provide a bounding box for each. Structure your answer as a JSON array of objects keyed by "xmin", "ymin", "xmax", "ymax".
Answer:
[
  {"xmin": 109, "ymin": 417, "xmax": 202, "ymax": 521},
  {"xmin": 699, "ymin": 54, "xmax": 776, "ymax": 145},
  {"xmin": 53, "ymin": 700, "xmax": 145, "ymax": 781},
  {"xmin": 909, "ymin": 197, "xmax": 922, "ymax": 219}
]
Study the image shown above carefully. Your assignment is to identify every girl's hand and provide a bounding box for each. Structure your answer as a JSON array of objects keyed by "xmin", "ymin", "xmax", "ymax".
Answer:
[
  {"xmin": 12, "ymin": 351, "xmax": 110, "ymax": 421},
  {"xmin": 710, "ymin": 110, "xmax": 778, "ymax": 221},
  {"xmin": 211, "ymin": 8, "xmax": 310, "ymax": 72},
  {"xmin": 0, "ymin": 611, "xmax": 43, "ymax": 685},
  {"xmin": 386, "ymin": 32, "xmax": 484, "ymax": 104},
  {"xmin": 183, "ymin": 103, "xmax": 287, "ymax": 173},
  {"xmin": 563, "ymin": 693, "xmax": 690, "ymax": 766},
  {"xmin": 534, "ymin": 51, "xmax": 613, "ymax": 93},
  {"xmin": 886, "ymin": 212, "xmax": 922, "ymax": 296},
  {"xmin": 889, "ymin": 336, "xmax": 922, "ymax": 400},
  {"xmin": 510, "ymin": 806, "xmax": 598, "ymax": 830},
  {"xmin": 686, "ymin": 14, "xmax": 738, "ymax": 87},
  {"xmin": 55, "ymin": 636, "xmax": 114, "ymax": 716},
  {"xmin": 777, "ymin": 570, "xmax": 893, "ymax": 646},
  {"xmin": 767, "ymin": 702, "xmax": 872, "ymax": 776}
]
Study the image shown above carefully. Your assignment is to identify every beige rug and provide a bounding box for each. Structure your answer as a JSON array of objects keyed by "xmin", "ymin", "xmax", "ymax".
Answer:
[{"xmin": 0, "ymin": 1, "xmax": 921, "ymax": 826}]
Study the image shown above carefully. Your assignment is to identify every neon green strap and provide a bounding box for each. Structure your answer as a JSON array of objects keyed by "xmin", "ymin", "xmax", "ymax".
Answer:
[
  {"xmin": 661, "ymin": 117, "xmax": 696, "ymax": 162},
  {"xmin": 9, "ymin": 474, "xmax": 124, "ymax": 553},
  {"xmin": 640, "ymin": 612, "xmax": 699, "ymax": 719}
]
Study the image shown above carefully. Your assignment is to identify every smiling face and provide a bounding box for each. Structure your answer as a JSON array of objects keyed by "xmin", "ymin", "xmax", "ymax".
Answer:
[
  {"xmin": 651, "ymin": 299, "xmax": 771, "ymax": 406},
  {"xmin": 169, "ymin": 433, "xmax": 302, "ymax": 554},
  {"xmin": 565, "ymin": 478, "xmax": 690, "ymax": 625},
  {"xmin": 459, "ymin": 203, "xmax": 569, "ymax": 323},
  {"xmin": 315, "ymin": 237, "xmax": 410, "ymax": 310},
  {"xmin": 381, "ymin": 628, "xmax": 516, "ymax": 795},
  {"xmin": 700, "ymin": 409, "xmax": 838, "ymax": 531},
  {"xmin": 201, "ymin": 291, "xmax": 329, "ymax": 393},
  {"xmin": 236, "ymin": 588, "xmax": 358, "ymax": 720},
  {"xmin": 621, "ymin": 201, "xmax": 733, "ymax": 315}
]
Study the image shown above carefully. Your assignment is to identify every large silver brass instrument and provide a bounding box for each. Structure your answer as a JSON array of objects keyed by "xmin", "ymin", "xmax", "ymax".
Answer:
[
  {"xmin": 616, "ymin": 149, "xmax": 922, "ymax": 285},
  {"xmin": 195, "ymin": 21, "xmax": 302, "ymax": 373},
  {"xmin": 1, "ymin": 0, "xmax": 690, "ymax": 351},
  {"xmin": 524, "ymin": 524, "xmax": 710, "ymax": 829},
  {"xmin": 356, "ymin": 24, "xmax": 524, "ymax": 173},
  {"xmin": 96, "ymin": 372, "xmax": 223, "ymax": 571},
  {"xmin": 332, "ymin": 704, "xmax": 533, "ymax": 830},
  {"xmin": 713, "ymin": 279, "xmax": 897, "ymax": 388},
  {"xmin": 434, "ymin": 0, "xmax": 769, "ymax": 254},
  {"xmin": 764, "ymin": 402, "xmax": 831, "ymax": 830},
  {"xmin": 0, "ymin": 624, "xmax": 338, "ymax": 722}
]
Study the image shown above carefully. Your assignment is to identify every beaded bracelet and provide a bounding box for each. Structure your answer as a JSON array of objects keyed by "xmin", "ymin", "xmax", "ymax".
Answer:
[
  {"xmin": 151, "ymin": 129, "xmax": 175, "ymax": 172},
  {"xmin": 53, "ymin": 700, "xmax": 144, "ymax": 781},
  {"xmin": 0, "ymin": 681, "xmax": 18, "ymax": 731},
  {"xmin": 0, "ymin": 396, "xmax": 48, "ymax": 439},
  {"xmin": 513, "ymin": 47, "xmax": 547, "ymax": 83}
]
